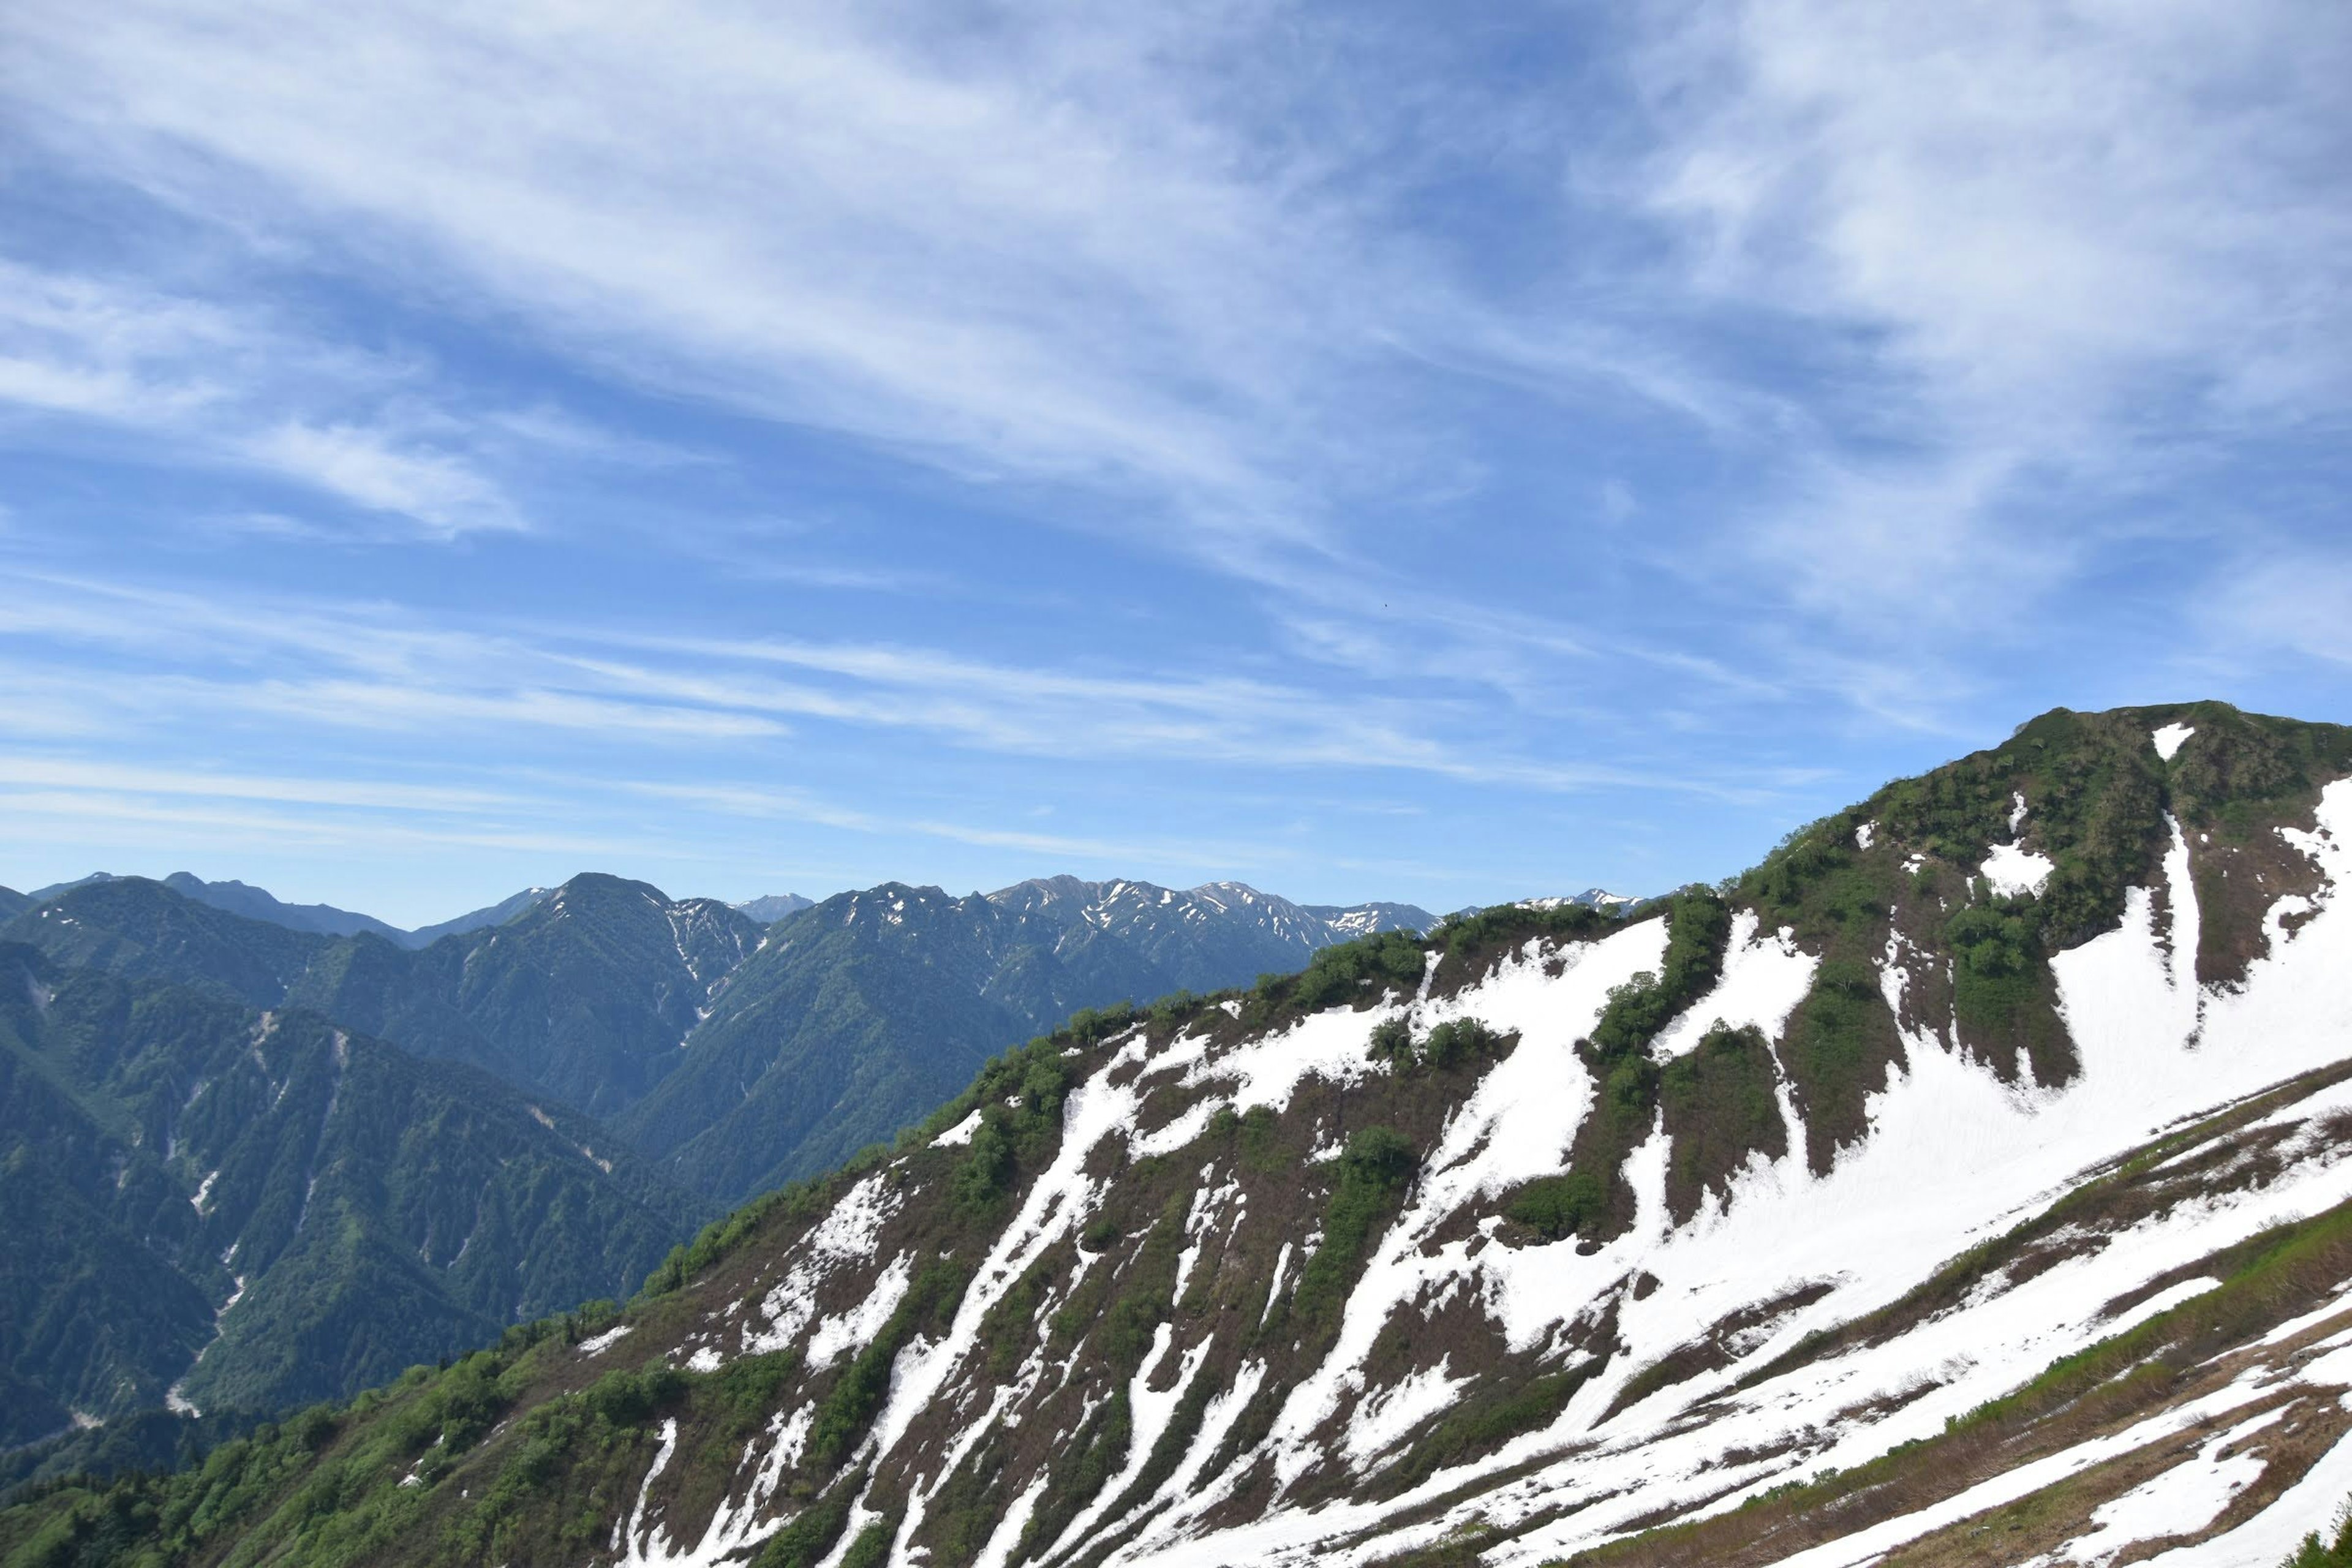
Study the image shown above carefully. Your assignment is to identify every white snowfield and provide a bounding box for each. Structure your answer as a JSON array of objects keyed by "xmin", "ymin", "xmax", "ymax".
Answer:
[{"xmin": 611, "ymin": 780, "xmax": 2352, "ymax": 1568}]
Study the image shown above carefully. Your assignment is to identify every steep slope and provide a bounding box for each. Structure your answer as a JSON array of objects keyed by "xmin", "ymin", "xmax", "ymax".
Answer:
[
  {"xmin": 0, "ymin": 887, "xmax": 27, "ymax": 921},
  {"xmin": 403, "ymin": 885, "xmax": 552, "ymax": 948},
  {"xmin": 20, "ymin": 702, "xmax": 2352, "ymax": 1567},
  {"xmin": 617, "ymin": 883, "xmax": 1170, "ymax": 1201},
  {"xmin": 296, "ymin": 873, "xmax": 765, "ymax": 1118},
  {"xmin": 0, "ymin": 948, "xmax": 709, "ymax": 1442},
  {"xmin": 2, "ymin": 878, "xmax": 331, "ymax": 1006}
]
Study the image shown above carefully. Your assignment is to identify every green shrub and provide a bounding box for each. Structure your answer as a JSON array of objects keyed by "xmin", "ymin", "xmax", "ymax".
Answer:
[
  {"xmin": 1283, "ymin": 931, "xmax": 1427, "ymax": 1012},
  {"xmin": 752, "ymin": 1471, "xmax": 864, "ymax": 1568},
  {"xmin": 1424, "ymin": 1017, "xmax": 1502, "ymax": 1068},
  {"xmin": 582, "ymin": 1363, "xmax": 687, "ymax": 1430},
  {"xmin": 2284, "ymin": 1501, "xmax": 2352, "ymax": 1567},
  {"xmin": 807, "ymin": 1261, "xmax": 970, "ymax": 1471},
  {"xmin": 1506, "ymin": 1172, "xmax": 1606, "ymax": 1240},
  {"xmin": 1271, "ymin": 1128, "xmax": 1416, "ymax": 1342}
]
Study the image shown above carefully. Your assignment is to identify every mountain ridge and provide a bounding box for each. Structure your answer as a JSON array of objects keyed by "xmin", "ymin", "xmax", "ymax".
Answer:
[
  {"xmin": 17, "ymin": 702, "xmax": 2352, "ymax": 1565},
  {"xmin": 0, "ymin": 870, "xmax": 1443, "ymax": 1202}
]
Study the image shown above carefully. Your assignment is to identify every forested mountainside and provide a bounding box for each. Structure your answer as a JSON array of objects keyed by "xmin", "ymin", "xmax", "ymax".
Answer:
[
  {"xmin": 0, "ymin": 948, "xmax": 707, "ymax": 1452},
  {"xmin": 14, "ymin": 701, "xmax": 2352, "ymax": 1568},
  {"xmin": 0, "ymin": 874, "xmax": 1433, "ymax": 1202},
  {"xmin": 1, "ymin": 873, "xmax": 764, "ymax": 1121},
  {"xmin": 618, "ymin": 881, "xmax": 1441, "ymax": 1200}
]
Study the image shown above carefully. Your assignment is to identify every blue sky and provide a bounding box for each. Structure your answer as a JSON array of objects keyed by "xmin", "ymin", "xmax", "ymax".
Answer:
[{"xmin": 0, "ymin": 0, "xmax": 2346, "ymax": 927}]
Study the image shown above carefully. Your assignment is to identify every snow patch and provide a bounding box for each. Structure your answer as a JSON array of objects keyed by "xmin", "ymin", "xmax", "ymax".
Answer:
[
  {"xmin": 2152, "ymin": 723, "xmax": 2196, "ymax": 762},
  {"xmin": 1982, "ymin": 841, "xmax": 2056, "ymax": 899},
  {"xmin": 1344, "ymin": 1359, "xmax": 1471, "ymax": 1466},
  {"xmin": 807, "ymin": 1253, "xmax": 911, "ymax": 1370},
  {"xmin": 1651, "ymin": 913, "xmax": 1817, "ymax": 1058}
]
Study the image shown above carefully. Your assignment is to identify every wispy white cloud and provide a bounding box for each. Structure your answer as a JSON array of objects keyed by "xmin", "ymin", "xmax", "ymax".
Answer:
[
  {"xmin": 2206, "ymin": 554, "xmax": 2352, "ymax": 668},
  {"xmin": 0, "ymin": 757, "xmax": 511, "ymax": 811},
  {"xmin": 0, "ymin": 3, "xmax": 1359, "ymax": 548},
  {"xmin": 1634, "ymin": 0, "xmax": 2352, "ymax": 628},
  {"xmin": 0, "ymin": 569, "xmax": 1771, "ymax": 798},
  {"xmin": 0, "ymin": 260, "xmax": 522, "ymax": 535},
  {"xmin": 620, "ymin": 780, "xmax": 1278, "ymax": 870}
]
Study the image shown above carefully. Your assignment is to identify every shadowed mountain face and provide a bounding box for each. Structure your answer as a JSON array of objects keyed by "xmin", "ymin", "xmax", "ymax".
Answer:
[
  {"xmin": 1, "ymin": 873, "xmax": 763, "ymax": 1123},
  {"xmin": 0, "ymin": 948, "xmax": 708, "ymax": 1448},
  {"xmin": 18, "ymin": 703, "xmax": 2352, "ymax": 1567}
]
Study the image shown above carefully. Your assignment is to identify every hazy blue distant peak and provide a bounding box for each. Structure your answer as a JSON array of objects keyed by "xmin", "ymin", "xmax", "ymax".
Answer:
[
  {"xmin": 20, "ymin": 869, "xmax": 407, "ymax": 941},
  {"xmin": 402, "ymin": 886, "xmax": 552, "ymax": 948},
  {"xmin": 157, "ymin": 872, "xmax": 409, "ymax": 943},
  {"xmin": 734, "ymin": 892, "xmax": 815, "ymax": 924}
]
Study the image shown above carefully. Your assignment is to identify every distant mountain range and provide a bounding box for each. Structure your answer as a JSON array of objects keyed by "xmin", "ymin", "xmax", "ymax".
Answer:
[
  {"xmin": 0, "ymin": 872, "xmax": 1438, "ymax": 1185},
  {"xmin": 6, "ymin": 874, "xmax": 823, "ymax": 952},
  {"xmin": 0, "ymin": 862, "xmax": 1449, "ymax": 1449}
]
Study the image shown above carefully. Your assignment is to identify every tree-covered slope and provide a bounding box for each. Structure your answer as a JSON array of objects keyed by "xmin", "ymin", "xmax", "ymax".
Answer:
[
  {"xmin": 628, "ymin": 880, "xmax": 1441, "ymax": 1203},
  {"xmin": 2, "ymin": 881, "xmax": 332, "ymax": 1008},
  {"xmin": 0, "ymin": 950, "xmax": 709, "ymax": 1446},
  {"xmin": 615, "ymin": 883, "xmax": 1167, "ymax": 1201},
  {"xmin": 292, "ymin": 873, "xmax": 764, "ymax": 1118},
  {"xmin": 18, "ymin": 703, "xmax": 2352, "ymax": 1567},
  {"xmin": 0, "ymin": 873, "xmax": 764, "ymax": 1122}
]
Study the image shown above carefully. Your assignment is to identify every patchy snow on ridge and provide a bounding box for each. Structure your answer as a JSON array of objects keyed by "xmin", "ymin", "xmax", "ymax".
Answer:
[
  {"xmin": 2153, "ymin": 722, "xmax": 2196, "ymax": 761},
  {"xmin": 576, "ymin": 777, "xmax": 2352, "ymax": 1568}
]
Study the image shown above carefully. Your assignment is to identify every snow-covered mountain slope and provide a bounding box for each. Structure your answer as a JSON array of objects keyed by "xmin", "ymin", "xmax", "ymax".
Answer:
[{"xmin": 22, "ymin": 701, "xmax": 2352, "ymax": 1568}]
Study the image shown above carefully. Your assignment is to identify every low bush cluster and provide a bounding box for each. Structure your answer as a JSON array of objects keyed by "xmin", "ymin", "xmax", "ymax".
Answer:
[
  {"xmin": 1368, "ymin": 1016, "xmax": 1507, "ymax": 1072},
  {"xmin": 1269, "ymin": 1128, "xmax": 1418, "ymax": 1343}
]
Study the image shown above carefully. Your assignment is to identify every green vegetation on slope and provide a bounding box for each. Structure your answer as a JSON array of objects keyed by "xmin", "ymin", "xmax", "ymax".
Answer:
[
  {"xmin": 1507, "ymin": 889, "xmax": 1730, "ymax": 1242},
  {"xmin": 0, "ymin": 944, "xmax": 707, "ymax": 1438}
]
